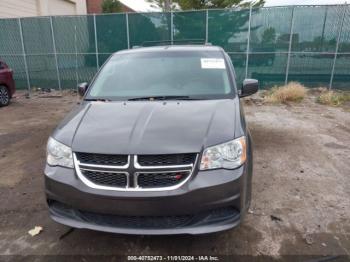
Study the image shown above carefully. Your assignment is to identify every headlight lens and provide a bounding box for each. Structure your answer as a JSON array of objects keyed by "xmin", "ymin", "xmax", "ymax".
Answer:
[
  {"xmin": 47, "ymin": 137, "xmax": 73, "ymax": 168},
  {"xmin": 200, "ymin": 136, "xmax": 246, "ymax": 170}
]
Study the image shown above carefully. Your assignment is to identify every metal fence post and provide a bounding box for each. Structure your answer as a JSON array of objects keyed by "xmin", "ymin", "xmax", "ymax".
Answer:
[
  {"xmin": 170, "ymin": 11, "xmax": 174, "ymax": 45},
  {"xmin": 245, "ymin": 4, "xmax": 252, "ymax": 79},
  {"xmin": 285, "ymin": 6, "xmax": 295, "ymax": 85},
  {"xmin": 126, "ymin": 13, "xmax": 130, "ymax": 49},
  {"xmin": 74, "ymin": 25, "xmax": 79, "ymax": 87},
  {"xmin": 329, "ymin": 5, "xmax": 346, "ymax": 89},
  {"xmin": 93, "ymin": 14, "xmax": 99, "ymax": 69},
  {"xmin": 18, "ymin": 18, "xmax": 31, "ymax": 95},
  {"xmin": 49, "ymin": 16, "xmax": 61, "ymax": 91},
  {"xmin": 205, "ymin": 9, "xmax": 209, "ymax": 43}
]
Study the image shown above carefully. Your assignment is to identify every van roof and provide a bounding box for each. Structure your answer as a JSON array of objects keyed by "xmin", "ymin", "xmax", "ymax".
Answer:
[{"xmin": 115, "ymin": 45, "xmax": 223, "ymax": 55}]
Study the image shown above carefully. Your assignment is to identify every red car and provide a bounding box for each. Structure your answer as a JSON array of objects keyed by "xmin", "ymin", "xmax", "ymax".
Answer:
[{"xmin": 0, "ymin": 59, "xmax": 16, "ymax": 106}]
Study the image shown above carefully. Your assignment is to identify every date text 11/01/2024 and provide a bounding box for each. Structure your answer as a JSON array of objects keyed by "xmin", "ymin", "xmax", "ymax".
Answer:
[{"xmin": 127, "ymin": 256, "xmax": 219, "ymax": 261}]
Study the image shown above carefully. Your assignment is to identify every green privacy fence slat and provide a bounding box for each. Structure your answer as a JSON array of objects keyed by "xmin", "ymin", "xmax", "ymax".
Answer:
[
  {"xmin": 0, "ymin": 19, "xmax": 22, "ymax": 55},
  {"xmin": 26, "ymin": 55, "xmax": 58, "ymax": 88},
  {"xmin": 0, "ymin": 5, "xmax": 349, "ymax": 91},
  {"xmin": 288, "ymin": 53, "xmax": 333, "ymax": 87},
  {"xmin": 57, "ymin": 54, "xmax": 77, "ymax": 89},
  {"xmin": 21, "ymin": 17, "xmax": 54, "ymax": 54},
  {"xmin": 333, "ymin": 54, "xmax": 350, "ymax": 90},
  {"xmin": 129, "ymin": 12, "xmax": 171, "ymax": 47},
  {"xmin": 249, "ymin": 7, "xmax": 293, "ymax": 52},
  {"xmin": 339, "ymin": 6, "xmax": 350, "ymax": 52},
  {"xmin": 53, "ymin": 16, "xmax": 96, "ymax": 54},
  {"xmin": 57, "ymin": 54, "xmax": 98, "ymax": 89},
  {"xmin": 96, "ymin": 14, "xmax": 128, "ymax": 53},
  {"xmin": 174, "ymin": 11, "xmax": 206, "ymax": 41},
  {"xmin": 208, "ymin": 9, "xmax": 250, "ymax": 52},
  {"xmin": 291, "ymin": 6, "xmax": 342, "ymax": 52},
  {"xmin": 248, "ymin": 53, "xmax": 288, "ymax": 88}
]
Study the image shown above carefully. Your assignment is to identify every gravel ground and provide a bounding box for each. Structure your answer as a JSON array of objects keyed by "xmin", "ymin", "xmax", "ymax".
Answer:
[{"xmin": 0, "ymin": 91, "xmax": 349, "ymax": 261}]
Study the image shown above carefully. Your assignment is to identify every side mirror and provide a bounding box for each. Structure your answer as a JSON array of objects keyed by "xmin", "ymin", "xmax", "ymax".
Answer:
[
  {"xmin": 78, "ymin": 82, "xmax": 88, "ymax": 97},
  {"xmin": 239, "ymin": 79, "xmax": 259, "ymax": 98}
]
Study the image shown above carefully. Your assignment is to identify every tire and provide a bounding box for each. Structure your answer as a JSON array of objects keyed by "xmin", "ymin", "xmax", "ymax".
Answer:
[{"xmin": 0, "ymin": 85, "xmax": 10, "ymax": 107}]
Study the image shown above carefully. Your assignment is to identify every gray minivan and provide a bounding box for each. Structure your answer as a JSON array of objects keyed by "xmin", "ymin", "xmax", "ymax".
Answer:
[{"xmin": 45, "ymin": 45, "xmax": 258, "ymax": 235}]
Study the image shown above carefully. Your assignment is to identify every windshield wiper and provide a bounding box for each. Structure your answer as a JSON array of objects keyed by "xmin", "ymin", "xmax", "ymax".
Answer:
[
  {"xmin": 127, "ymin": 95, "xmax": 199, "ymax": 101},
  {"xmin": 84, "ymin": 98, "xmax": 110, "ymax": 102}
]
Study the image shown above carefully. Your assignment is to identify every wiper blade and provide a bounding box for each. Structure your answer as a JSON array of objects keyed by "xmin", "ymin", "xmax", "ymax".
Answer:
[
  {"xmin": 84, "ymin": 98, "xmax": 110, "ymax": 102},
  {"xmin": 128, "ymin": 95, "xmax": 198, "ymax": 101}
]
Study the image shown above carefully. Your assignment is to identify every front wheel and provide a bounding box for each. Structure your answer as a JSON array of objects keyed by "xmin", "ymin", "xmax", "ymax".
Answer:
[{"xmin": 0, "ymin": 86, "xmax": 10, "ymax": 107}]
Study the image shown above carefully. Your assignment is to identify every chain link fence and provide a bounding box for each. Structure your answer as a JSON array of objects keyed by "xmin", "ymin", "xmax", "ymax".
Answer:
[{"xmin": 0, "ymin": 4, "xmax": 349, "ymax": 92}]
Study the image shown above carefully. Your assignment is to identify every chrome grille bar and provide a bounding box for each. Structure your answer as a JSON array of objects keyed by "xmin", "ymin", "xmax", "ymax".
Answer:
[
  {"xmin": 73, "ymin": 153, "xmax": 198, "ymax": 192},
  {"xmin": 134, "ymin": 155, "xmax": 194, "ymax": 170}
]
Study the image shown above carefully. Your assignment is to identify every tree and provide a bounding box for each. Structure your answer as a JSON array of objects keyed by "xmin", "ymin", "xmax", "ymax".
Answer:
[
  {"xmin": 148, "ymin": 0, "xmax": 264, "ymax": 11},
  {"xmin": 261, "ymin": 27, "xmax": 276, "ymax": 44},
  {"xmin": 177, "ymin": 0, "xmax": 264, "ymax": 9},
  {"xmin": 146, "ymin": 0, "xmax": 175, "ymax": 11},
  {"xmin": 102, "ymin": 0, "xmax": 123, "ymax": 13}
]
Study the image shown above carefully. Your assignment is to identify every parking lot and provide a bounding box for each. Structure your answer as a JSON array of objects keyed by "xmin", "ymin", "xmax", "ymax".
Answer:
[{"xmin": 0, "ymin": 91, "xmax": 349, "ymax": 259}]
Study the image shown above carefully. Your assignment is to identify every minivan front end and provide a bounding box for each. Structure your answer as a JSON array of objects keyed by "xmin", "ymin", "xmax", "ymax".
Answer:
[
  {"xmin": 45, "ymin": 140, "xmax": 251, "ymax": 235},
  {"xmin": 44, "ymin": 46, "xmax": 255, "ymax": 235}
]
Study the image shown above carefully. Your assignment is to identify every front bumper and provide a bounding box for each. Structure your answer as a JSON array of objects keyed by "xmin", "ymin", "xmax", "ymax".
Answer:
[{"xmin": 45, "ymin": 165, "xmax": 247, "ymax": 235}]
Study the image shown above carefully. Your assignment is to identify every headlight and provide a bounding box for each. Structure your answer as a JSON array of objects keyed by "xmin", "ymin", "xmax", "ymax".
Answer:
[
  {"xmin": 200, "ymin": 136, "xmax": 246, "ymax": 170},
  {"xmin": 47, "ymin": 137, "xmax": 73, "ymax": 168}
]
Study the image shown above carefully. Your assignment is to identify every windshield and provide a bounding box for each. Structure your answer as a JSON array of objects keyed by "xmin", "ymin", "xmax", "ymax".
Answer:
[{"xmin": 86, "ymin": 50, "xmax": 235, "ymax": 100}]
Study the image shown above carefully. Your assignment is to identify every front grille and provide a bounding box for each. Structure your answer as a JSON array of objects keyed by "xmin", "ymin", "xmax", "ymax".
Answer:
[
  {"xmin": 76, "ymin": 152, "xmax": 128, "ymax": 166},
  {"xmin": 74, "ymin": 153, "xmax": 197, "ymax": 190},
  {"xmin": 137, "ymin": 171, "xmax": 190, "ymax": 188},
  {"xmin": 137, "ymin": 154, "xmax": 196, "ymax": 166},
  {"xmin": 81, "ymin": 170, "xmax": 127, "ymax": 187}
]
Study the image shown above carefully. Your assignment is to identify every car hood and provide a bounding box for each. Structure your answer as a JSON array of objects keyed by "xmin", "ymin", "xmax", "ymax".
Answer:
[{"xmin": 53, "ymin": 99, "xmax": 240, "ymax": 155}]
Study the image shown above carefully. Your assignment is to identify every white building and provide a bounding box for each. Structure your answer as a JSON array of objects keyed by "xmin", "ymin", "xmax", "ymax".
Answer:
[{"xmin": 0, "ymin": 0, "xmax": 87, "ymax": 18}]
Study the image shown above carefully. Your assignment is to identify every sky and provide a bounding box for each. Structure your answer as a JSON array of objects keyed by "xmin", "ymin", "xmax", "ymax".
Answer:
[
  {"xmin": 118, "ymin": 0, "xmax": 161, "ymax": 12},
  {"xmin": 119, "ymin": 0, "xmax": 347, "ymax": 12},
  {"xmin": 264, "ymin": 0, "xmax": 347, "ymax": 6}
]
